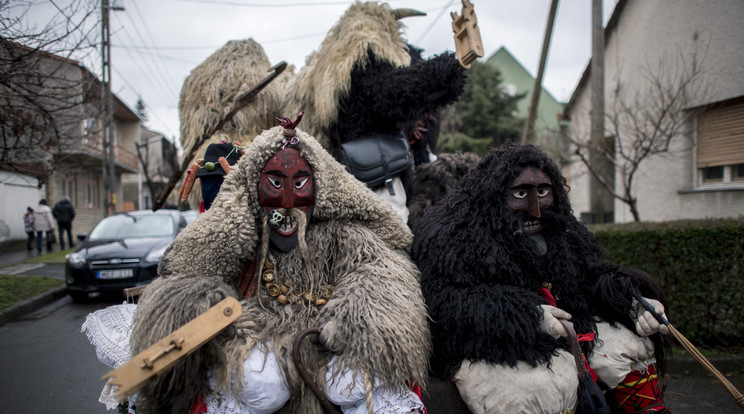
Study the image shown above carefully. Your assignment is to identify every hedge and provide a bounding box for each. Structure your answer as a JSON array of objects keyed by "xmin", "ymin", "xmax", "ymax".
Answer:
[{"xmin": 590, "ymin": 217, "xmax": 744, "ymax": 347}]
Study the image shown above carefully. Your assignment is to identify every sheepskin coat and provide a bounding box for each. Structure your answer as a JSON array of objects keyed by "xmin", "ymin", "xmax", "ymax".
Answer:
[
  {"xmin": 131, "ymin": 126, "xmax": 430, "ymax": 413},
  {"xmin": 411, "ymin": 143, "xmax": 667, "ymax": 378},
  {"xmin": 282, "ymin": 1, "xmax": 465, "ymax": 156}
]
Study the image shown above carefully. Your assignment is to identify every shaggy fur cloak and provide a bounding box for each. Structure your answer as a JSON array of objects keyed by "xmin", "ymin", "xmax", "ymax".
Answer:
[
  {"xmin": 131, "ymin": 126, "xmax": 430, "ymax": 413},
  {"xmin": 412, "ymin": 143, "xmax": 667, "ymax": 378},
  {"xmin": 407, "ymin": 152, "xmax": 481, "ymax": 228},
  {"xmin": 178, "ymin": 39, "xmax": 291, "ymax": 206},
  {"xmin": 282, "ymin": 2, "xmax": 466, "ymax": 156}
]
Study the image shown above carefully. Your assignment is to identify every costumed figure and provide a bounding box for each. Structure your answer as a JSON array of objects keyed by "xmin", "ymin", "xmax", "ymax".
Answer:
[
  {"xmin": 412, "ymin": 143, "xmax": 671, "ymax": 413},
  {"xmin": 178, "ymin": 39, "xmax": 290, "ymax": 209},
  {"xmin": 282, "ymin": 2, "xmax": 466, "ymax": 222},
  {"xmin": 178, "ymin": 140, "xmax": 244, "ymax": 212},
  {"xmin": 85, "ymin": 114, "xmax": 430, "ymax": 414}
]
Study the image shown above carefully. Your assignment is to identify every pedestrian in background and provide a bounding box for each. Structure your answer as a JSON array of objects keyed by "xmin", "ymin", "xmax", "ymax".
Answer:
[
  {"xmin": 53, "ymin": 196, "xmax": 76, "ymax": 249},
  {"xmin": 23, "ymin": 207, "xmax": 35, "ymax": 250},
  {"xmin": 34, "ymin": 199, "xmax": 54, "ymax": 253}
]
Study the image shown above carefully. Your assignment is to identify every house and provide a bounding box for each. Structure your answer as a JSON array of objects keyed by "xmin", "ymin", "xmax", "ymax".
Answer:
[
  {"xmin": 486, "ymin": 46, "xmax": 566, "ymax": 157},
  {"xmin": 0, "ymin": 40, "xmax": 175, "ymax": 244},
  {"xmin": 121, "ymin": 129, "xmax": 179, "ymax": 211},
  {"xmin": 562, "ymin": 0, "xmax": 744, "ymax": 223}
]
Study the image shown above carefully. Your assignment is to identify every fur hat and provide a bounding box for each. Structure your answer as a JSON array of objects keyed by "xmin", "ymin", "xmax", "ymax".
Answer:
[
  {"xmin": 195, "ymin": 142, "xmax": 241, "ymax": 177},
  {"xmin": 282, "ymin": 2, "xmax": 411, "ymax": 146}
]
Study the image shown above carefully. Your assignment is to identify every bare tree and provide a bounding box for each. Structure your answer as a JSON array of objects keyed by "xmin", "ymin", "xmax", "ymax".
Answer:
[
  {"xmin": 0, "ymin": 0, "xmax": 100, "ymax": 177},
  {"xmin": 569, "ymin": 48, "xmax": 708, "ymax": 222}
]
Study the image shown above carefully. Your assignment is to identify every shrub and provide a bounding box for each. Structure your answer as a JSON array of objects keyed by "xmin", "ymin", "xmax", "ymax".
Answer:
[{"xmin": 591, "ymin": 218, "xmax": 744, "ymax": 347}]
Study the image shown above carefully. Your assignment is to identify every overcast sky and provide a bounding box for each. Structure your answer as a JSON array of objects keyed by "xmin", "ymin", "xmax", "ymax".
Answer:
[{"xmin": 22, "ymin": 0, "xmax": 618, "ymax": 145}]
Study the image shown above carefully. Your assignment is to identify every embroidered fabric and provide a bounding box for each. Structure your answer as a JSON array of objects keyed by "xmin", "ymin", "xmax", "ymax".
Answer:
[
  {"xmin": 325, "ymin": 355, "xmax": 424, "ymax": 414},
  {"xmin": 81, "ymin": 303, "xmax": 138, "ymax": 410}
]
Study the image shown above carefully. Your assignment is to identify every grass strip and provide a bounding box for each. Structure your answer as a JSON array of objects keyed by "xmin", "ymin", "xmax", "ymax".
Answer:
[{"xmin": 0, "ymin": 275, "xmax": 64, "ymax": 310}]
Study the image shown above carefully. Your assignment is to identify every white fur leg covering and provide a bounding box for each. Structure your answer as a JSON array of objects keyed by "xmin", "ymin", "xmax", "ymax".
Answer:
[
  {"xmin": 588, "ymin": 322, "xmax": 656, "ymax": 389},
  {"xmin": 324, "ymin": 356, "xmax": 424, "ymax": 414},
  {"xmin": 453, "ymin": 350, "xmax": 578, "ymax": 414}
]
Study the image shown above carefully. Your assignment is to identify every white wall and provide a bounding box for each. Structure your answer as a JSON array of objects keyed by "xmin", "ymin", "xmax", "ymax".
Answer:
[
  {"xmin": 566, "ymin": 0, "xmax": 744, "ymax": 222},
  {"xmin": 0, "ymin": 171, "xmax": 43, "ymax": 243}
]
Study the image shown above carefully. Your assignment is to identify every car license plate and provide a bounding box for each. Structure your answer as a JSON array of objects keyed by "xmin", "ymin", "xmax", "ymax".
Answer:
[{"xmin": 96, "ymin": 269, "xmax": 134, "ymax": 280}]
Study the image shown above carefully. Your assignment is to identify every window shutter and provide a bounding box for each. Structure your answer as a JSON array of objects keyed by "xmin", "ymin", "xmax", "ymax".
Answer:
[{"xmin": 697, "ymin": 98, "xmax": 744, "ymax": 168}]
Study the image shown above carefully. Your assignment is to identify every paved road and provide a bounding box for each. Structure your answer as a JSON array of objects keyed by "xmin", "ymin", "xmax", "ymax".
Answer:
[
  {"xmin": 1, "ymin": 262, "xmax": 743, "ymax": 412},
  {"xmin": 0, "ymin": 295, "xmax": 117, "ymax": 413}
]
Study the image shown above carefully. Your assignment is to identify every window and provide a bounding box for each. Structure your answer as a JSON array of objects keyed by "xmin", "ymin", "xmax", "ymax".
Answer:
[
  {"xmin": 63, "ymin": 173, "xmax": 75, "ymax": 203},
  {"xmin": 733, "ymin": 164, "xmax": 744, "ymax": 182},
  {"xmin": 85, "ymin": 174, "xmax": 99, "ymax": 208},
  {"xmin": 696, "ymin": 98, "xmax": 744, "ymax": 187},
  {"xmin": 701, "ymin": 166, "xmax": 723, "ymax": 183},
  {"xmin": 82, "ymin": 117, "xmax": 97, "ymax": 136}
]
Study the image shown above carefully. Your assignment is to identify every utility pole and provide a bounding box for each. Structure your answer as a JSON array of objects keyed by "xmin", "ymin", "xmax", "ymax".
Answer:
[
  {"xmin": 589, "ymin": 0, "xmax": 609, "ymax": 223},
  {"xmin": 100, "ymin": 0, "xmax": 123, "ymax": 216},
  {"xmin": 522, "ymin": 0, "xmax": 559, "ymax": 143}
]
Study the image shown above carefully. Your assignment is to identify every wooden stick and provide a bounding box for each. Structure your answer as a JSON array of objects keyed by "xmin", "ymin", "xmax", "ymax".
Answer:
[
  {"xmin": 668, "ymin": 325, "xmax": 744, "ymax": 409},
  {"xmin": 634, "ymin": 293, "xmax": 744, "ymax": 409}
]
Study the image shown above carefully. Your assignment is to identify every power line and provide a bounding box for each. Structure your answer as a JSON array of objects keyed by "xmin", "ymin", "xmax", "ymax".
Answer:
[
  {"xmin": 115, "ymin": 7, "xmax": 179, "ymax": 98},
  {"xmin": 415, "ymin": 0, "xmax": 456, "ymax": 45}
]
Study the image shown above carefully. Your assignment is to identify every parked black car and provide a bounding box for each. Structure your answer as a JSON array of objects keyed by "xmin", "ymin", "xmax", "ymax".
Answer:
[{"xmin": 65, "ymin": 209, "xmax": 190, "ymax": 302}]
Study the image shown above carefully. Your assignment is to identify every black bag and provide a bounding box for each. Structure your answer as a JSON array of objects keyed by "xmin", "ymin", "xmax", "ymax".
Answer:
[
  {"xmin": 47, "ymin": 230, "xmax": 56, "ymax": 244},
  {"xmin": 338, "ymin": 133, "xmax": 413, "ymax": 195},
  {"xmin": 561, "ymin": 320, "xmax": 611, "ymax": 414}
]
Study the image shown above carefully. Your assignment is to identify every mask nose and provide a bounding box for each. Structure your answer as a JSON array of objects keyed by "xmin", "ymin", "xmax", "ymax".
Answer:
[
  {"xmin": 527, "ymin": 189, "xmax": 541, "ymax": 218},
  {"xmin": 279, "ymin": 184, "xmax": 295, "ymax": 209}
]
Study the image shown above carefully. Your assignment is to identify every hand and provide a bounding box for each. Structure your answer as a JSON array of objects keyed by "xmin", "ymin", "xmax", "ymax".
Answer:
[
  {"xmin": 632, "ymin": 297, "xmax": 669, "ymax": 336},
  {"xmin": 319, "ymin": 321, "xmax": 342, "ymax": 353},
  {"xmin": 539, "ymin": 304, "xmax": 572, "ymax": 339}
]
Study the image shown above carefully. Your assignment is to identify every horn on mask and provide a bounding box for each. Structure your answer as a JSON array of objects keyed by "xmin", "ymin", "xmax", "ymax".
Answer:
[{"xmin": 393, "ymin": 8, "xmax": 427, "ymax": 20}]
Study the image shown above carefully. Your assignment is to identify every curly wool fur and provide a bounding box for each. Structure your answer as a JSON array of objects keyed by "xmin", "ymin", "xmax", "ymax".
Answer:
[
  {"xmin": 282, "ymin": 2, "xmax": 410, "ymax": 145},
  {"xmin": 179, "ymin": 39, "xmax": 290, "ymax": 151},
  {"xmin": 412, "ymin": 143, "xmax": 668, "ymax": 378},
  {"xmin": 407, "ymin": 152, "xmax": 481, "ymax": 228},
  {"xmin": 282, "ymin": 2, "xmax": 465, "ymax": 154},
  {"xmin": 178, "ymin": 39, "xmax": 293, "ymax": 209},
  {"xmin": 132, "ymin": 127, "xmax": 429, "ymax": 413}
]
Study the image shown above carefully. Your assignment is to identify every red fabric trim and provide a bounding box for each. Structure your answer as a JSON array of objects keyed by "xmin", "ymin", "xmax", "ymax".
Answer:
[
  {"xmin": 408, "ymin": 381, "xmax": 427, "ymax": 414},
  {"xmin": 538, "ymin": 287, "xmax": 556, "ymax": 306},
  {"xmin": 577, "ymin": 332, "xmax": 595, "ymax": 342},
  {"xmin": 612, "ymin": 365, "xmax": 667, "ymax": 412},
  {"xmin": 191, "ymin": 394, "xmax": 207, "ymax": 413}
]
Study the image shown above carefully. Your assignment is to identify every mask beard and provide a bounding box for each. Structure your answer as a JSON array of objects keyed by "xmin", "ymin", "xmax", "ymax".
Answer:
[{"xmin": 259, "ymin": 207, "xmax": 313, "ymax": 253}]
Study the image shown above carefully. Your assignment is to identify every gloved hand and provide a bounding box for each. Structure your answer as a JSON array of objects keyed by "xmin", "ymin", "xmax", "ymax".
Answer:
[
  {"xmin": 319, "ymin": 320, "xmax": 342, "ymax": 353},
  {"xmin": 632, "ymin": 297, "xmax": 669, "ymax": 336},
  {"xmin": 538, "ymin": 304, "xmax": 572, "ymax": 339}
]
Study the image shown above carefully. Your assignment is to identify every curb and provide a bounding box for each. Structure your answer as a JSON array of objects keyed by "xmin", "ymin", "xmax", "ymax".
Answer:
[{"xmin": 0, "ymin": 286, "xmax": 67, "ymax": 326}]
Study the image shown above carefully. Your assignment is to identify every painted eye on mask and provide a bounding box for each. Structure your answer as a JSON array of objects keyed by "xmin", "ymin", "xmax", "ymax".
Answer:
[
  {"xmin": 511, "ymin": 190, "xmax": 527, "ymax": 199},
  {"xmin": 268, "ymin": 176, "xmax": 282, "ymax": 188},
  {"xmin": 295, "ymin": 177, "xmax": 309, "ymax": 189},
  {"xmin": 537, "ymin": 188, "xmax": 551, "ymax": 197}
]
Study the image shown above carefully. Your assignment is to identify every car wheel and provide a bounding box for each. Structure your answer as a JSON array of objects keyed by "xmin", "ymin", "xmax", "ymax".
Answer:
[{"xmin": 68, "ymin": 291, "xmax": 89, "ymax": 303}]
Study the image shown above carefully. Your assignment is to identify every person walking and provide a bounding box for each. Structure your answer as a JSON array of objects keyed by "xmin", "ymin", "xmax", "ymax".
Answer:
[
  {"xmin": 23, "ymin": 207, "xmax": 35, "ymax": 250},
  {"xmin": 34, "ymin": 199, "xmax": 55, "ymax": 253},
  {"xmin": 53, "ymin": 197, "xmax": 76, "ymax": 249}
]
